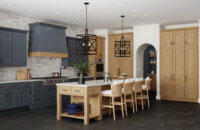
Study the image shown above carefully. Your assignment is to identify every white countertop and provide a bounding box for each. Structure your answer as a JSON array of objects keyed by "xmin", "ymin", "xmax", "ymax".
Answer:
[
  {"xmin": 56, "ymin": 80, "xmax": 112, "ymax": 88},
  {"xmin": 0, "ymin": 79, "xmax": 44, "ymax": 84}
]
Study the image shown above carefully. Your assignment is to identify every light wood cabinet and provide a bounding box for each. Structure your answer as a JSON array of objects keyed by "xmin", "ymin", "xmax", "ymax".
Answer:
[
  {"xmin": 172, "ymin": 46, "xmax": 185, "ymax": 99},
  {"xmin": 160, "ymin": 47, "xmax": 173, "ymax": 98},
  {"xmin": 160, "ymin": 28, "xmax": 198, "ymax": 102},
  {"xmin": 88, "ymin": 36, "xmax": 105, "ymax": 77},
  {"xmin": 108, "ymin": 32, "xmax": 133, "ymax": 78}
]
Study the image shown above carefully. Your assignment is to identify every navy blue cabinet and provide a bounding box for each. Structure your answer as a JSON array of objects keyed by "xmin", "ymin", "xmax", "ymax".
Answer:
[
  {"xmin": 0, "ymin": 85, "xmax": 6, "ymax": 111},
  {"xmin": 0, "ymin": 27, "xmax": 28, "ymax": 67},
  {"xmin": 13, "ymin": 32, "xmax": 27, "ymax": 66},
  {"xmin": 0, "ymin": 31, "xmax": 13, "ymax": 66},
  {"xmin": 0, "ymin": 82, "xmax": 31, "ymax": 111}
]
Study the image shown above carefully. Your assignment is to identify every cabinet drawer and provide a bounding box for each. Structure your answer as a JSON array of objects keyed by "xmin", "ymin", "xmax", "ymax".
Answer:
[
  {"xmin": 60, "ymin": 87, "xmax": 71, "ymax": 95},
  {"xmin": 89, "ymin": 87, "xmax": 101, "ymax": 96},
  {"xmin": 72, "ymin": 87, "xmax": 84, "ymax": 96}
]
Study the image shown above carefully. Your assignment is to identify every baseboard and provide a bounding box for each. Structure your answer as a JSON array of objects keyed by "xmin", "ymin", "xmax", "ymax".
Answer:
[{"xmin": 156, "ymin": 95, "xmax": 161, "ymax": 100}]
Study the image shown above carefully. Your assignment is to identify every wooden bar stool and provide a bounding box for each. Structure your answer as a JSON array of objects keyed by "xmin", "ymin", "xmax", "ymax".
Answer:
[
  {"xmin": 133, "ymin": 80, "xmax": 144, "ymax": 112},
  {"xmin": 123, "ymin": 79, "xmax": 135, "ymax": 116},
  {"xmin": 141, "ymin": 78, "xmax": 152, "ymax": 109},
  {"xmin": 101, "ymin": 80, "xmax": 124, "ymax": 120}
]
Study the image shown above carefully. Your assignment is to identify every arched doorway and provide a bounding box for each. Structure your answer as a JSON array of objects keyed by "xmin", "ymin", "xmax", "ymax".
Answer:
[{"xmin": 136, "ymin": 43, "xmax": 157, "ymax": 101}]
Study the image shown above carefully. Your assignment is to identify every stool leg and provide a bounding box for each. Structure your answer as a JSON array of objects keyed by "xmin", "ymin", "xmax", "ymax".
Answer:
[
  {"xmin": 112, "ymin": 97, "xmax": 116, "ymax": 120},
  {"xmin": 121, "ymin": 96, "xmax": 124, "ymax": 118},
  {"xmin": 134, "ymin": 92, "xmax": 138, "ymax": 112},
  {"xmin": 109, "ymin": 98, "xmax": 112, "ymax": 115},
  {"xmin": 141, "ymin": 92, "xmax": 144, "ymax": 110},
  {"xmin": 147, "ymin": 91, "xmax": 150, "ymax": 109},
  {"xmin": 131, "ymin": 94, "xmax": 135, "ymax": 113},
  {"xmin": 124, "ymin": 95, "xmax": 127, "ymax": 116}
]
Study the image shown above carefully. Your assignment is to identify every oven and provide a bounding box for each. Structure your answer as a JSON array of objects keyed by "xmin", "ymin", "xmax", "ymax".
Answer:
[{"xmin": 95, "ymin": 58, "xmax": 104, "ymax": 79}]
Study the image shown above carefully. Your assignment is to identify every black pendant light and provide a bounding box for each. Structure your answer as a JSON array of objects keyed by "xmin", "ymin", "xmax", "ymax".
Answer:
[
  {"xmin": 114, "ymin": 15, "xmax": 131, "ymax": 57},
  {"xmin": 76, "ymin": 2, "xmax": 97, "ymax": 55}
]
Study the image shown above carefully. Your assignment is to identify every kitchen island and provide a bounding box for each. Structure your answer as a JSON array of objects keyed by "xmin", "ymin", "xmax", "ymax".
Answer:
[{"xmin": 56, "ymin": 80, "xmax": 112, "ymax": 125}]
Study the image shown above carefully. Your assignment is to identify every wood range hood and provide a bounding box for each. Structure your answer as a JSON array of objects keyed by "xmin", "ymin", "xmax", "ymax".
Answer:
[{"xmin": 28, "ymin": 22, "xmax": 68, "ymax": 58}]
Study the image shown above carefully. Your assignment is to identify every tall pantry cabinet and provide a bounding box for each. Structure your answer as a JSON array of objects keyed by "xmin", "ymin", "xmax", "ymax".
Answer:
[{"xmin": 160, "ymin": 28, "xmax": 198, "ymax": 102}]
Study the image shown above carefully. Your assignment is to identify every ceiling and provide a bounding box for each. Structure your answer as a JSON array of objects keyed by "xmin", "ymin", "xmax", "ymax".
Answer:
[{"xmin": 0, "ymin": 0, "xmax": 199, "ymax": 30}]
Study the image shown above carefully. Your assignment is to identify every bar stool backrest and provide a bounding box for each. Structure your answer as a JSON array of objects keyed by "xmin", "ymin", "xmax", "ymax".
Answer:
[
  {"xmin": 145, "ymin": 79, "xmax": 152, "ymax": 90},
  {"xmin": 133, "ymin": 81, "xmax": 143, "ymax": 93},
  {"xmin": 123, "ymin": 81, "xmax": 134, "ymax": 95},
  {"xmin": 111, "ymin": 83, "xmax": 123, "ymax": 98}
]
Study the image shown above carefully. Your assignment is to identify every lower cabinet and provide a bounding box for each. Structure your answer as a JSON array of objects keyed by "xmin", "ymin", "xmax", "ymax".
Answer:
[
  {"xmin": 0, "ymin": 83, "xmax": 31, "ymax": 111},
  {"xmin": 0, "ymin": 85, "xmax": 6, "ymax": 110}
]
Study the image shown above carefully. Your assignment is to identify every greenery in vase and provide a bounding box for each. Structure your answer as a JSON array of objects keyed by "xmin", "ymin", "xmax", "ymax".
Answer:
[{"xmin": 73, "ymin": 60, "xmax": 93, "ymax": 76}]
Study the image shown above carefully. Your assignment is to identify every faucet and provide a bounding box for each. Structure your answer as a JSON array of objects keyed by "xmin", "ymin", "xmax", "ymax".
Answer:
[{"xmin": 103, "ymin": 72, "xmax": 111, "ymax": 82}]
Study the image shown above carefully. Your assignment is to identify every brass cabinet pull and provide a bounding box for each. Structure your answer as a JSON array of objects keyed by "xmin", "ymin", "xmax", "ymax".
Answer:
[{"xmin": 171, "ymin": 42, "xmax": 173, "ymax": 45}]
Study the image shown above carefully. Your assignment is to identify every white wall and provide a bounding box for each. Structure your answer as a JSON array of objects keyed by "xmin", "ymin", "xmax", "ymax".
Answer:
[{"xmin": 133, "ymin": 24, "xmax": 161, "ymax": 99}]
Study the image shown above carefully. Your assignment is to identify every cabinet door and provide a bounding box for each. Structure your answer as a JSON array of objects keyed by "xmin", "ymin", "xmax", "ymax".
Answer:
[
  {"xmin": 173, "ymin": 30, "xmax": 184, "ymax": 47},
  {"xmin": 185, "ymin": 29, "xmax": 198, "ymax": 47},
  {"xmin": 20, "ymin": 87, "xmax": 31, "ymax": 107},
  {"xmin": 0, "ymin": 85, "xmax": 6, "ymax": 110},
  {"xmin": 97, "ymin": 37, "xmax": 102, "ymax": 58},
  {"xmin": 13, "ymin": 32, "xmax": 27, "ymax": 66},
  {"xmin": 160, "ymin": 31, "xmax": 173, "ymax": 47},
  {"xmin": 160, "ymin": 47, "xmax": 173, "ymax": 98},
  {"xmin": 6, "ymin": 89, "xmax": 20, "ymax": 109},
  {"xmin": 172, "ymin": 46, "xmax": 185, "ymax": 99},
  {"xmin": 185, "ymin": 46, "xmax": 198, "ymax": 100},
  {"xmin": 0, "ymin": 31, "xmax": 13, "ymax": 66}
]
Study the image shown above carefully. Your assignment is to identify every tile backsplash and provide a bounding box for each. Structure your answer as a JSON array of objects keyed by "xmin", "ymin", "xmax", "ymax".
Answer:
[{"xmin": 0, "ymin": 11, "xmax": 83, "ymax": 81}]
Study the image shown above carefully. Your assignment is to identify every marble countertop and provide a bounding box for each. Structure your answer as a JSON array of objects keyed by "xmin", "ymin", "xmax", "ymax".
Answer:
[
  {"xmin": 56, "ymin": 80, "xmax": 112, "ymax": 88},
  {"xmin": 0, "ymin": 76, "xmax": 94, "ymax": 84},
  {"xmin": 0, "ymin": 79, "xmax": 45, "ymax": 84}
]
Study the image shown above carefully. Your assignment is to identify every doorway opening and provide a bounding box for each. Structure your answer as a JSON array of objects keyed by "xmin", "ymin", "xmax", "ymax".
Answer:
[{"xmin": 136, "ymin": 44, "xmax": 157, "ymax": 102}]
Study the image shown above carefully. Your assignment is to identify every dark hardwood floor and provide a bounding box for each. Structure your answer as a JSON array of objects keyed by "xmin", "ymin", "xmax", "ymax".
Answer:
[{"xmin": 0, "ymin": 99, "xmax": 200, "ymax": 130}]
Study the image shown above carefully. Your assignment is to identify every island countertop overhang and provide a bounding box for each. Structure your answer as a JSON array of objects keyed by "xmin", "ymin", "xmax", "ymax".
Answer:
[{"xmin": 56, "ymin": 80, "xmax": 112, "ymax": 87}]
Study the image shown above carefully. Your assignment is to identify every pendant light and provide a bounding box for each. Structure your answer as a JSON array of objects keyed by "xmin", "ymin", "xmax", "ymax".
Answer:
[
  {"xmin": 76, "ymin": 2, "xmax": 97, "ymax": 55},
  {"xmin": 114, "ymin": 15, "xmax": 131, "ymax": 57}
]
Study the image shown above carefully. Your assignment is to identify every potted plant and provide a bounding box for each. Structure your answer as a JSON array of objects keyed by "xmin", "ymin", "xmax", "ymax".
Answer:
[{"xmin": 73, "ymin": 60, "xmax": 93, "ymax": 84}]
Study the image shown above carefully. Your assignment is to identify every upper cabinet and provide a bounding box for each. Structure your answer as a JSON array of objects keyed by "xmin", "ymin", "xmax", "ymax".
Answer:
[
  {"xmin": 96, "ymin": 36, "xmax": 105, "ymax": 58},
  {"xmin": 0, "ymin": 27, "xmax": 28, "ymax": 67}
]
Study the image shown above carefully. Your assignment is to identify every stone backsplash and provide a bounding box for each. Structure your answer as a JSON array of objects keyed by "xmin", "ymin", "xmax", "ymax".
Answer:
[{"xmin": 0, "ymin": 11, "xmax": 83, "ymax": 81}]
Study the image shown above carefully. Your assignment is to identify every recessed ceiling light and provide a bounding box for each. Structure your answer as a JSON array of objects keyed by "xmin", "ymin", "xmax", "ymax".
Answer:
[
  {"xmin": 55, "ymin": 12, "xmax": 60, "ymax": 16},
  {"xmin": 7, "ymin": 3, "xmax": 12, "ymax": 6},
  {"xmin": 132, "ymin": 9, "xmax": 137, "ymax": 12},
  {"xmin": 144, "ymin": 14, "xmax": 148, "ymax": 17}
]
